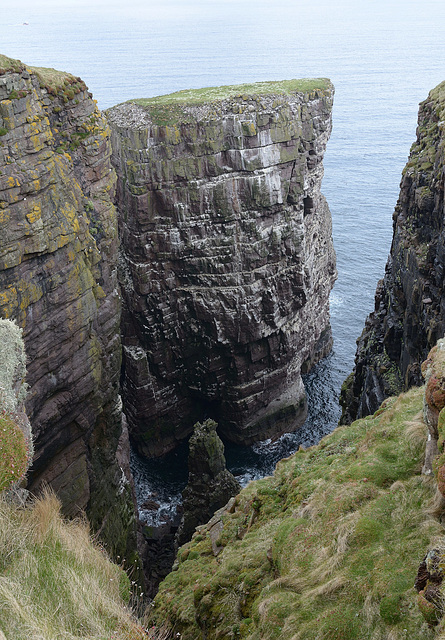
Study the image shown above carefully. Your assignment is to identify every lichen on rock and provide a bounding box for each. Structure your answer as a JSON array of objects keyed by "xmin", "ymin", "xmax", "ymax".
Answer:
[
  {"xmin": 108, "ymin": 79, "xmax": 337, "ymax": 456},
  {"xmin": 0, "ymin": 55, "xmax": 137, "ymax": 560}
]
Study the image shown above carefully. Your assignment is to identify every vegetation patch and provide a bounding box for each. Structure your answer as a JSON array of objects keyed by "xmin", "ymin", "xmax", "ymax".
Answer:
[
  {"xmin": 129, "ymin": 78, "xmax": 331, "ymax": 125},
  {"xmin": 29, "ymin": 65, "xmax": 87, "ymax": 99},
  {"xmin": 0, "ymin": 54, "xmax": 25, "ymax": 75},
  {"xmin": 151, "ymin": 387, "xmax": 441, "ymax": 639},
  {"xmin": 0, "ymin": 490, "xmax": 160, "ymax": 639},
  {"xmin": 0, "ymin": 411, "xmax": 28, "ymax": 491}
]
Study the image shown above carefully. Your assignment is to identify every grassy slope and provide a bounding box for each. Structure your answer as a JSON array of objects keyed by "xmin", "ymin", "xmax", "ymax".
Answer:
[
  {"xmin": 152, "ymin": 387, "xmax": 443, "ymax": 640},
  {"xmin": 0, "ymin": 491, "xmax": 153, "ymax": 640}
]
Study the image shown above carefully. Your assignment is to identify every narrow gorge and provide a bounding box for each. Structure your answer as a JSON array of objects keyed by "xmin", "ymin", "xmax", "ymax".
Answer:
[
  {"xmin": 0, "ymin": 56, "xmax": 337, "ymax": 582},
  {"xmin": 3, "ymin": 52, "xmax": 445, "ymax": 640},
  {"xmin": 342, "ymin": 81, "xmax": 445, "ymax": 423}
]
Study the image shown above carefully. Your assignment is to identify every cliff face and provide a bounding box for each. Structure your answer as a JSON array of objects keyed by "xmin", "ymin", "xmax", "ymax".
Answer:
[
  {"xmin": 341, "ymin": 81, "xmax": 445, "ymax": 423},
  {"xmin": 0, "ymin": 55, "xmax": 136, "ymax": 558},
  {"xmin": 107, "ymin": 80, "xmax": 336, "ymax": 456}
]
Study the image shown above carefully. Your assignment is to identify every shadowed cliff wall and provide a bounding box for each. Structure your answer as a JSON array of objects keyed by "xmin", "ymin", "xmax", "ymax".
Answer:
[{"xmin": 341, "ymin": 81, "xmax": 445, "ymax": 423}]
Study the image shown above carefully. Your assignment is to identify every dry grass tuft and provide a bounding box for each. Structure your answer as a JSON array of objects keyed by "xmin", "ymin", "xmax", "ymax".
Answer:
[
  {"xmin": 405, "ymin": 412, "xmax": 428, "ymax": 449},
  {"xmin": 0, "ymin": 490, "xmax": 166, "ymax": 639},
  {"xmin": 304, "ymin": 575, "xmax": 348, "ymax": 600}
]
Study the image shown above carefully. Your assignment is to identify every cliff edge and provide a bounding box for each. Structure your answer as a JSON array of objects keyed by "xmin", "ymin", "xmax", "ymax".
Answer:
[
  {"xmin": 107, "ymin": 79, "xmax": 337, "ymax": 456},
  {"xmin": 341, "ymin": 81, "xmax": 445, "ymax": 423},
  {"xmin": 151, "ymin": 362, "xmax": 442, "ymax": 640}
]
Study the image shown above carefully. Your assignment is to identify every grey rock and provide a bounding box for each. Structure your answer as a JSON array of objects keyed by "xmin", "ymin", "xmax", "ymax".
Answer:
[{"xmin": 108, "ymin": 80, "xmax": 337, "ymax": 455}]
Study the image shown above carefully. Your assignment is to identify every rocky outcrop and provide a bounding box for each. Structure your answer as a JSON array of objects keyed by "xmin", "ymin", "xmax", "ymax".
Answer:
[
  {"xmin": 176, "ymin": 419, "xmax": 240, "ymax": 547},
  {"xmin": 414, "ymin": 338, "xmax": 445, "ymax": 627},
  {"xmin": 0, "ymin": 55, "xmax": 137, "ymax": 559},
  {"xmin": 107, "ymin": 79, "xmax": 336, "ymax": 456},
  {"xmin": 341, "ymin": 81, "xmax": 445, "ymax": 423}
]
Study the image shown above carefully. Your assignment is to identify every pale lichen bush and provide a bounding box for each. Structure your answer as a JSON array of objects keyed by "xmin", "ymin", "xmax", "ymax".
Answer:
[{"xmin": 0, "ymin": 318, "xmax": 27, "ymax": 414}]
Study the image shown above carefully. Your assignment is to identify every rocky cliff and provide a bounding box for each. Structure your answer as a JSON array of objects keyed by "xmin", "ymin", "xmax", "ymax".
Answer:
[
  {"xmin": 341, "ymin": 81, "xmax": 445, "ymax": 423},
  {"xmin": 107, "ymin": 80, "xmax": 336, "ymax": 456},
  {"xmin": 0, "ymin": 55, "xmax": 136, "ymax": 559},
  {"xmin": 176, "ymin": 419, "xmax": 240, "ymax": 547}
]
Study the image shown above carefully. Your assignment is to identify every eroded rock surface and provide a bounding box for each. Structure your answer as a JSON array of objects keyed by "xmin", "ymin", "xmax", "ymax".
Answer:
[
  {"xmin": 341, "ymin": 81, "xmax": 445, "ymax": 423},
  {"xmin": 0, "ymin": 55, "xmax": 136, "ymax": 559},
  {"xmin": 176, "ymin": 419, "xmax": 240, "ymax": 547},
  {"xmin": 108, "ymin": 80, "xmax": 336, "ymax": 455}
]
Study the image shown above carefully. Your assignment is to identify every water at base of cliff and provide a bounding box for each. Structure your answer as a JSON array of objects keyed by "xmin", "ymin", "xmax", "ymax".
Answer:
[{"xmin": 131, "ymin": 289, "xmax": 350, "ymax": 527}]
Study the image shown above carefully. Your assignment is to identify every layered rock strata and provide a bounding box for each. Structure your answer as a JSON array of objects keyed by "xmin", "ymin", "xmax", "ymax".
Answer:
[
  {"xmin": 108, "ymin": 80, "xmax": 336, "ymax": 455},
  {"xmin": 341, "ymin": 81, "xmax": 445, "ymax": 423},
  {"xmin": 176, "ymin": 419, "xmax": 240, "ymax": 547},
  {"xmin": 0, "ymin": 55, "xmax": 137, "ymax": 559}
]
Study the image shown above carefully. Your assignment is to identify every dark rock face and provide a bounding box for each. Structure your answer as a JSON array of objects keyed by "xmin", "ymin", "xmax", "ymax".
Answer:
[
  {"xmin": 0, "ymin": 55, "xmax": 137, "ymax": 559},
  {"xmin": 107, "ymin": 80, "xmax": 337, "ymax": 456},
  {"xmin": 176, "ymin": 419, "xmax": 240, "ymax": 547},
  {"xmin": 341, "ymin": 81, "xmax": 445, "ymax": 423}
]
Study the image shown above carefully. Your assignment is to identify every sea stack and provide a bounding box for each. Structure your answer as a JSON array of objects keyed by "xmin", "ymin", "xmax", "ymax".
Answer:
[
  {"xmin": 108, "ymin": 79, "xmax": 337, "ymax": 456},
  {"xmin": 176, "ymin": 418, "xmax": 241, "ymax": 547}
]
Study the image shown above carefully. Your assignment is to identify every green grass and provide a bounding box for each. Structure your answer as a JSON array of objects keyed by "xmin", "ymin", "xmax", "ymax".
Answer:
[
  {"xmin": 134, "ymin": 78, "xmax": 331, "ymax": 107},
  {"xmin": 129, "ymin": 78, "xmax": 332, "ymax": 125},
  {"xmin": 0, "ymin": 54, "xmax": 25, "ymax": 74},
  {"xmin": 151, "ymin": 387, "xmax": 443, "ymax": 639},
  {"xmin": 0, "ymin": 53, "xmax": 87, "ymax": 99},
  {"xmin": 0, "ymin": 412, "xmax": 28, "ymax": 491}
]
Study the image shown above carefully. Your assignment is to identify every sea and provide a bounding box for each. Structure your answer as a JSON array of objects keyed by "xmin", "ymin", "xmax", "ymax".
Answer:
[{"xmin": 4, "ymin": 0, "xmax": 445, "ymax": 524}]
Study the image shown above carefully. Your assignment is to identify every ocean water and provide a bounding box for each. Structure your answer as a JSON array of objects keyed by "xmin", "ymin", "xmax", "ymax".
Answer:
[{"xmin": 5, "ymin": 0, "xmax": 445, "ymax": 521}]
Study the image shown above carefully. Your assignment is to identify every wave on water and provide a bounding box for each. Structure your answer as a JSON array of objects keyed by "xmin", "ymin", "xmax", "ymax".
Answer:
[{"xmin": 131, "ymin": 347, "xmax": 349, "ymax": 526}]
